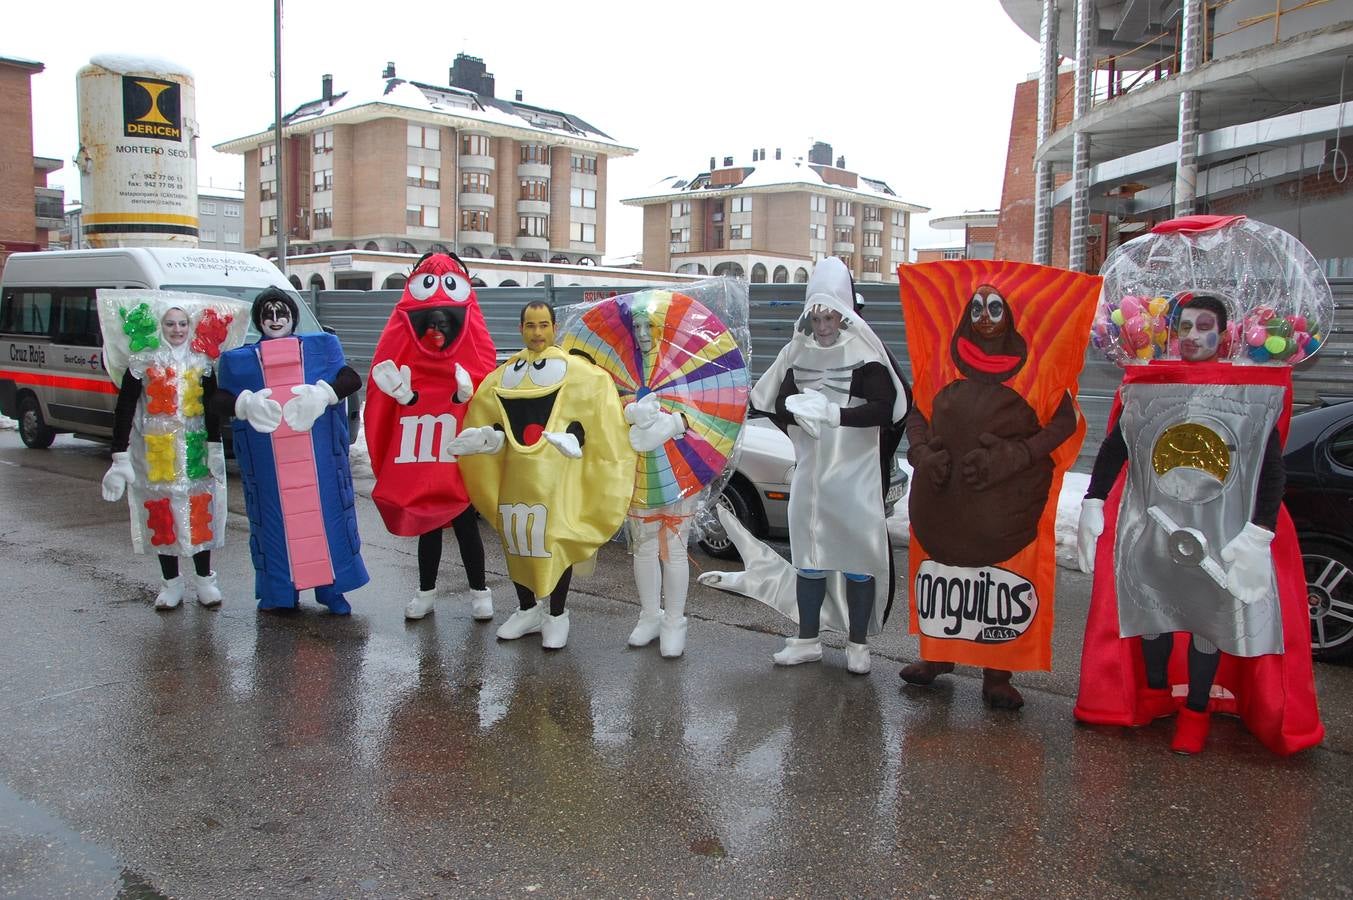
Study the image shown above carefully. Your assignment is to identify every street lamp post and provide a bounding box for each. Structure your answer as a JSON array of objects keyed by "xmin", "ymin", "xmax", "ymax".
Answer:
[{"xmin": 273, "ymin": 0, "xmax": 288, "ymax": 274}]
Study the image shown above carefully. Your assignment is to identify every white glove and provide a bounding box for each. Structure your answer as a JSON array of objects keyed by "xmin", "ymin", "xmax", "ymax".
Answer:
[
  {"xmin": 207, "ymin": 441, "xmax": 226, "ymax": 481},
  {"xmin": 624, "ymin": 394, "xmax": 661, "ymax": 429},
  {"xmin": 445, "ymin": 425, "xmax": 504, "ymax": 457},
  {"xmin": 101, "ymin": 451, "xmax": 135, "ymax": 501},
  {"xmin": 543, "ymin": 431, "xmax": 583, "ymax": 459},
  {"xmin": 1077, "ymin": 498, "xmax": 1105, "ymax": 574},
  {"xmin": 454, "ymin": 363, "xmax": 474, "ymax": 403},
  {"xmin": 282, "ymin": 380, "xmax": 338, "ymax": 433},
  {"xmin": 629, "ymin": 410, "xmax": 686, "ymax": 453},
  {"xmin": 785, "ymin": 388, "xmax": 841, "ymax": 428},
  {"xmin": 1220, "ymin": 522, "xmax": 1276, "ymax": 605},
  {"xmin": 235, "ymin": 388, "xmax": 282, "ymax": 433},
  {"xmin": 371, "ymin": 360, "xmax": 415, "ymax": 405}
]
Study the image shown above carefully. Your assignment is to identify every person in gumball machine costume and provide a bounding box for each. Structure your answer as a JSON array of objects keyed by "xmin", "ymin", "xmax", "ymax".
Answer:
[{"xmin": 1075, "ymin": 215, "xmax": 1327, "ymax": 756}]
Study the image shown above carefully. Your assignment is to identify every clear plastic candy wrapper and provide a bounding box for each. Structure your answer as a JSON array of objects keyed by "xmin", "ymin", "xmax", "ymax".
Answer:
[
  {"xmin": 1092, "ymin": 216, "xmax": 1334, "ymax": 366},
  {"xmin": 557, "ymin": 278, "xmax": 752, "ymax": 550}
]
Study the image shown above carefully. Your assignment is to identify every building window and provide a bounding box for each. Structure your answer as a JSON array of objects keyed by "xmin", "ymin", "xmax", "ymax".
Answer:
[
  {"xmin": 570, "ymin": 222, "xmax": 596, "ymax": 243},
  {"xmin": 835, "ymin": 200, "xmax": 853, "ymax": 217},
  {"xmin": 259, "ymin": 144, "xmax": 275, "ymax": 167},
  {"xmin": 313, "ymin": 129, "xmax": 333, "ymax": 154},
  {"xmin": 835, "ymin": 228, "xmax": 853, "ymax": 244},
  {"xmin": 406, "ymin": 205, "xmax": 439, "ymax": 228},
  {"xmin": 709, "ymin": 199, "xmax": 724, "ymax": 223},
  {"xmin": 794, "ymin": 267, "xmax": 809, "ymax": 282},
  {"xmin": 731, "ymin": 196, "xmax": 752, "ymax": 213},
  {"xmin": 711, "ymin": 227, "xmax": 723, "ymax": 248},
  {"xmin": 811, "ymin": 224, "xmax": 827, "ymax": 241},
  {"xmin": 731, "ymin": 224, "xmax": 749, "ymax": 240},
  {"xmin": 260, "ymin": 179, "xmax": 276, "ymax": 202},
  {"xmin": 570, "ymin": 187, "xmax": 596, "ymax": 209},
  {"xmin": 461, "ymin": 209, "xmax": 491, "ymax": 232},
  {"xmin": 518, "ymin": 215, "xmax": 548, "ymax": 237},
  {"xmin": 863, "ymin": 230, "xmax": 881, "ymax": 247},
  {"xmin": 773, "ymin": 265, "xmax": 788, "ymax": 283},
  {"xmin": 942, "ymin": 248, "xmax": 964, "ymax": 260},
  {"xmin": 407, "ymin": 124, "xmax": 440, "ymax": 150},
  {"xmin": 671, "ymin": 200, "xmax": 690, "ymax": 217},
  {"xmin": 223, "ymin": 204, "xmax": 240, "ymax": 218},
  {"xmin": 669, "ymin": 228, "xmax": 690, "ymax": 244},
  {"xmin": 570, "ymin": 153, "xmax": 597, "ymax": 174},
  {"xmin": 891, "ymin": 236, "xmax": 906, "ymax": 253},
  {"xmin": 201, "ymin": 201, "xmax": 217, "ymax": 216},
  {"xmin": 462, "ymin": 171, "xmax": 492, "ymax": 194},
  {"xmin": 863, "ymin": 256, "xmax": 882, "ymax": 273},
  {"xmin": 863, "ymin": 205, "xmax": 881, "ymax": 221},
  {"xmin": 313, "ymin": 208, "xmax": 333, "ymax": 230},
  {"xmin": 892, "ymin": 211, "xmax": 906, "ymax": 227},
  {"xmin": 519, "ymin": 144, "xmax": 550, "ymax": 165},
  {"xmin": 750, "ymin": 263, "xmax": 767, "ymax": 283},
  {"xmin": 407, "ymin": 165, "xmax": 440, "ymax": 189},
  {"xmin": 200, "ymin": 227, "xmax": 217, "ymax": 242},
  {"xmin": 837, "ymin": 254, "xmax": 852, "ymax": 270},
  {"xmin": 261, "ymin": 216, "xmax": 277, "ymax": 237},
  {"xmin": 520, "ymin": 179, "xmax": 549, "ymax": 201},
  {"xmin": 313, "ymin": 168, "xmax": 334, "ymax": 193},
  {"xmin": 810, "ymin": 195, "xmax": 827, "ymax": 213},
  {"xmin": 224, "ymin": 229, "xmax": 241, "ymax": 244},
  {"xmin": 461, "ymin": 133, "xmax": 490, "ymax": 156}
]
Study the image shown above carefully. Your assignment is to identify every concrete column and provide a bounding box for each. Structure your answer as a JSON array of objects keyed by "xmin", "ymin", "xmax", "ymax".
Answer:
[
  {"xmin": 1034, "ymin": 0, "xmax": 1059, "ymax": 265},
  {"xmin": 1174, "ymin": 0, "xmax": 1204, "ymax": 217},
  {"xmin": 1069, "ymin": 0, "xmax": 1095, "ymax": 272}
]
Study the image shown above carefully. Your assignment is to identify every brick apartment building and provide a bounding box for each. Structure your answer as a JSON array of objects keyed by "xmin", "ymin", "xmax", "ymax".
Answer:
[
  {"xmin": 214, "ymin": 54, "xmax": 633, "ymax": 270},
  {"xmin": 0, "ymin": 55, "xmax": 64, "ymax": 274},
  {"xmin": 624, "ymin": 142, "xmax": 927, "ymax": 284},
  {"xmin": 918, "ymin": 209, "xmax": 1000, "ymax": 263}
]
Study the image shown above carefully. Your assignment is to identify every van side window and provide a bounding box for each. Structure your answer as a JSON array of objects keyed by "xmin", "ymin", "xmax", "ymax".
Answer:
[
  {"xmin": 0, "ymin": 289, "xmax": 53, "ymax": 337},
  {"xmin": 52, "ymin": 288, "xmax": 103, "ymax": 347}
]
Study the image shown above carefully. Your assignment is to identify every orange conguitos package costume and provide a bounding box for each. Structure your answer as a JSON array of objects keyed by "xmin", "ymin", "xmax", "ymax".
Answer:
[{"xmin": 899, "ymin": 261, "xmax": 1100, "ymax": 707}]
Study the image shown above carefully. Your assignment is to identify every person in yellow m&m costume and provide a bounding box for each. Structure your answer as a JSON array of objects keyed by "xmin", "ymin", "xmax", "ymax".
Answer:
[{"xmin": 450, "ymin": 301, "xmax": 636, "ymax": 650}]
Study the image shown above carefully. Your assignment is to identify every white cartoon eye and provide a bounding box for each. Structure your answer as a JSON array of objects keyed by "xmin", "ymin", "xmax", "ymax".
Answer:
[
  {"xmin": 442, "ymin": 273, "xmax": 472, "ymax": 302},
  {"xmin": 528, "ymin": 356, "xmax": 566, "ymax": 387},
  {"xmin": 408, "ymin": 273, "xmax": 439, "ymax": 301},
  {"xmin": 986, "ymin": 295, "xmax": 1005, "ymax": 321},
  {"xmin": 501, "ymin": 357, "xmax": 529, "ymax": 389},
  {"xmin": 969, "ymin": 294, "xmax": 985, "ymax": 321}
]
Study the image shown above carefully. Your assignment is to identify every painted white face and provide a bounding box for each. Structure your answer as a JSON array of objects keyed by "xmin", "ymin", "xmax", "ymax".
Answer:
[
  {"xmin": 161, "ymin": 307, "xmax": 190, "ymax": 347},
  {"xmin": 1178, "ymin": 307, "xmax": 1220, "ymax": 362},
  {"xmin": 809, "ymin": 307, "xmax": 843, "ymax": 347},
  {"xmin": 259, "ymin": 300, "xmax": 295, "ymax": 339},
  {"xmin": 633, "ymin": 311, "xmax": 654, "ymax": 354}
]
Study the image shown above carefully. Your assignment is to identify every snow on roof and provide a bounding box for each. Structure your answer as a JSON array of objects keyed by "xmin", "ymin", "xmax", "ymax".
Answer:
[
  {"xmin": 88, "ymin": 53, "xmax": 192, "ymax": 77},
  {"xmin": 627, "ymin": 155, "xmax": 927, "ymax": 211}
]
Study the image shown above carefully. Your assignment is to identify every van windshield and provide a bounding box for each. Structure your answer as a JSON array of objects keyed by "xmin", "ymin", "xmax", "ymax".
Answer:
[{"xmin": 159, "ymin": 285, "xmax": 323, "ymax": 339}]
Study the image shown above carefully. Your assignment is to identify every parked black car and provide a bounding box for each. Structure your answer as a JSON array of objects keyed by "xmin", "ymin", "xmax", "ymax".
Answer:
[{"xmin": 1283, "ymin": 397, "xmax": 1353, "ymax": 661}]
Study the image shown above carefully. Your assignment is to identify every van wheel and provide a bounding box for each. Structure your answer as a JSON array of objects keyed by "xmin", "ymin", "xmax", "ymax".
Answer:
[{"xmin": 18, "ymin": 396, "xmax": 55, "ymax": 449}]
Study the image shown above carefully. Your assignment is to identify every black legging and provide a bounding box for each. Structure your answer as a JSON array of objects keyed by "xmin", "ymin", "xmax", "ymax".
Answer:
[
  {"xmin": 416, "ymin": 508, "xmax": 486, "ymax": 592},
  {"xmin": 514, "ymin": 567, "xmax": 573, "ymax": 617},
  {"xmin": 158, "ymin": 550, "xmax": 211, "ymax": 579}
]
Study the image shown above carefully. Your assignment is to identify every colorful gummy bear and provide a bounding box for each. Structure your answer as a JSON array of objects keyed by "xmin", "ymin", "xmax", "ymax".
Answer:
[
  {"xmin": 181, "ymin": 368, "xmax": 205, "ymax": 417},
  {"xmin": 144, "ymin": 497, "xmax": 177, "ymax": 546},
  {"xmin": 120, "ymin": 303, "xmax": 161, "ymax": 352},
  {"xmin": 185, "ymin": 430, "xmax": 209, "ymax": 480},
  {"xmin": 189, "ymin": 492, "xmax": 214, "ymax": 544},
  {"xmin": 145, "ymin": 366, "xmax": 178, "ymax": 416},
  {"xmin": 144, "ymin": 432, "xmax": 178, "ymax": 483},
  {"xmin": 191, "ymin": 308, "xmax": 233, "ymax": 359}
]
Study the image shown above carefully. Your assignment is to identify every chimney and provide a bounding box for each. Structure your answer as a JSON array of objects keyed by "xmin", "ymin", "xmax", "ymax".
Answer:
[
  {"xmin": 709, "ymin": 156, "xmax": 716, "ymax": 170},
  {"xmin": 836, "ymin": 155, "xmax": 846, "ymax": 168},
  {"xmin": 322, "ymin": 74, "xmax": 333, "ymax": 101},
  {"xmin": 760, "ymin": 147, "xmax": 766, "ymax": 161},
  {"xmin": 382, "ymin": 61, "xmax": 396, "ymax": 79},
  {"xmin": 451, "ymin": 53, "xmax": 492, "ymax": 96},
  {"xmin": 481, "ymin": 72, "xmax": 495, "ymax": 98},
  {"xmin": 751, "ymin": 148, "xmax": 757, "ymax": 161},
  {"xmin": 722, "ymin": 156, "xmax": 733, "ymax": 167},
  {"xmin": 775, "ymin": 148, "xmax": 781, "ymax": 160},
  {"xmin": 808, "ymin": 141, "xmax": 832, "ymax": 166},
  {"xmin": 515, "ymin": 89, "xmax": 523, "ymax": 101}
]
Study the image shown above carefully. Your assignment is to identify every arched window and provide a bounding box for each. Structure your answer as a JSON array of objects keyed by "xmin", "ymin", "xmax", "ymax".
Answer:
[
  {"xmin": 577, "ymin": 256, "xmax": 596, "ymax": 266},
  {"xmin": 773, "ymin": 265, "xmax": 788, "ymax": 283},
  {"xmin": 323, "ymin": 245, "xmax": 336, "ymax": 253},
  {"xmin": 364, "ymin": 241, "xmax": 381, "ymax": 251},
  {"xmin": 533, "ymin": 281, "xmax": 545, "ymax": 287},
  {"xmin": 676, "ymin": 263, "xmax": 700, "ymax": 275},
  {"xmin": 750, "ymin": 263, "xmax": 767, "ymax": 283},
  {"xmin": 382, "ymin": 274, "xmax": 407, "ymax": 290},
  {"xmin": 494, "ymin": 248, "xmax": 514, "ymax": 260},
  {"xmin": 395, "ymin": 241, "xmax": 416, "ymax": 254},
  {"xmin": 461, "ymin": 246, "xmax": 483, "ymax": 258},
  {"xmin": 499, "ymin": 279, "xmax": 520, "ymax": 287},
  {"xmin": 471, "ymin": 277, "xmax": 487, "ymax": 287},
  {"xmin": 341, "ymin": 243, "xmax": 356, "ymax": 251},
  {"xmin": 308, "ymin": 274, "xmax": 326, "ymax": 292},
  {"xmin": 288, "ymin": 274, "xmax": 303, "ymax": 289},
  {"xmin": 697, "ymin": 264, "xmax": 708, "ymax": 275},
  {"xmin": 521, "ymin": 252, "xmax": 542, "ymax": 263},
  {"xmin": 712, "ymin": 262, "xmax": 744, "ymax": 278},
  {"xmin": 430, "ymin": 243, "xmax": 450, "ymax": 254},
  {"xmin": 793, "ymin": 267, "xmax": 809, "ymax": 283}
]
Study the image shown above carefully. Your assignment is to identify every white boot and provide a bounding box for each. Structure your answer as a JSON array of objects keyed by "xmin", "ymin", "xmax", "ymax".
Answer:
[
  {"xmin": 468, "ymin": 587, "xmax": 494, "ymax": 621},
  {"xmin": 541, "ymin": 610, "xmax": 570, "ymax": 649},
  {"xmin": 628, "ymin": 610, "xmax": 664, "ymax": 647},
  {"xmin": 193, "ymin": 572, "xmax": 222, "ymax": 608},
  {"xmin": 846, "ymin": 641, "xmax": 871, "ymax": 675},
  {"xmin": 772, "ymin": 636, "xmax": 822, "ymax": 666},
  {"xmin": 405, "ymin": 588, "xmax": 437, "ymax": 620},
  {"xmin": 497, "ymin": 604, "xmax": 546, "ymax": 640},
  {"xmin": 154, "ymin": 576, "xmax": 185, "ymax": 610},
  {"xmin": 659, "ymin": 615, "xmax": 688, "ymax": 658}
]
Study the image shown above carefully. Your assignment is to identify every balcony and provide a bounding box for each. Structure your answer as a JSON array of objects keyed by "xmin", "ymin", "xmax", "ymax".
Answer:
[
  {"xmin": 833, "ymin": 241, "xmax": 855, "ymax": 254},
  {"xmin": 858, "ymin": 271, "xmax": 883, "ymax": 283},
  {"xmin": 861, "ymin": 244, "xmax": 883, "ymax": 258},
  {"xmin": 460, "ymin": 191, "xmax": 494, "ymax": 210},
  {"xmin": 35, "ymin": 187, "xmax": 65, "ymax": 230},
  {"xmin": 517, "ymin": 162, "xmax": 550, "ymax": 180},
  {"xmin": 517, "ymin": 199, "xmax": 551, "ymax": 216},
  {"xmin": 459, "ymin": 153, "xmax": 495, "ymax": 171},
  {"xmin": 862, "ymin": 218, "xmax": 883, "ymax": 232},
  {"xmin": 458, "ymin": 230, "xmax": 495, "ymax": 246},
  {"xmin": 515, "ymin": 235, "xmax": 550, "ymax": 252},
  {"xmin": 833, "ymin": 215, "xmax": 855, "ymax": 228}
]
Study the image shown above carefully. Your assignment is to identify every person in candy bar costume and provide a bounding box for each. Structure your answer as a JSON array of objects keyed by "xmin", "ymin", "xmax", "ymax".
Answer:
[
  {"xmin": 365, "ymin": 252, "xmax": 498, "ymax": 621},
  {"xmin": 700, "ymin": 258, "xmax": 909, "ymax": 674},
  {"xmin": 214, "ymin": 289, "xmax": 369, "ymax": 614},
  {"xmin": 449, "ymin": 302, "xmax": 635, "ymax": 649},
  {"xmin": 99, "ymin": 291, "xmax": 250, "ymax": 609},
  {"xmin": 1075, "ymin": 215, "xmax": 1325, "ymax": 756}
]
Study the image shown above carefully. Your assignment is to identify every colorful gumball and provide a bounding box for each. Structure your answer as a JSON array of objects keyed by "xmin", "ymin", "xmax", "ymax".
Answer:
[{"xmin": 1246, "ymin": 325, "xmax": 1266, "ymax": 346}]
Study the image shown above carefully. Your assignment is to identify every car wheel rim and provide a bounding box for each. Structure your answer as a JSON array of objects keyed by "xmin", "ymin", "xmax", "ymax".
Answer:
[
  {"xmin": 701, "ymin": 494, "xmax": 734, "ymax": 552},
  {"xmin": 1306, "ymin": 552, "xmax": 1353, "ymax": 652},
  {"xmin": 21, "ymin": 410, "xmax": 38, "ymax": 443}
]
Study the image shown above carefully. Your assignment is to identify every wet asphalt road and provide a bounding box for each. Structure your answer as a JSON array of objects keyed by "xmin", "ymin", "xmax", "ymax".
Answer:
[{"xmin": 1, "ymin": 430, "xmax": 1353, "ymax": 899}]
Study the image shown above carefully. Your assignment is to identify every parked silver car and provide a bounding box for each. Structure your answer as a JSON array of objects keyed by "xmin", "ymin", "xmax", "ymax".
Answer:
[{"xmin": 698, "ymin": 416, "xmax": 908, "ymax": 559}]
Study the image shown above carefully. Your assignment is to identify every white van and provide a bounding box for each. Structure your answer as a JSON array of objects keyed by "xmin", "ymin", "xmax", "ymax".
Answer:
[{"xmin": 0, "ymin": 248, "xmax": 329, "ymax": 448}]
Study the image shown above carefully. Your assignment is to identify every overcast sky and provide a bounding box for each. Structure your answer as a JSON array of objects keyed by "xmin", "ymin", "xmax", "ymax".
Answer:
[{"xmin": 8, "ymin": 0, "xmax": 1041, "ymax": 259}]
